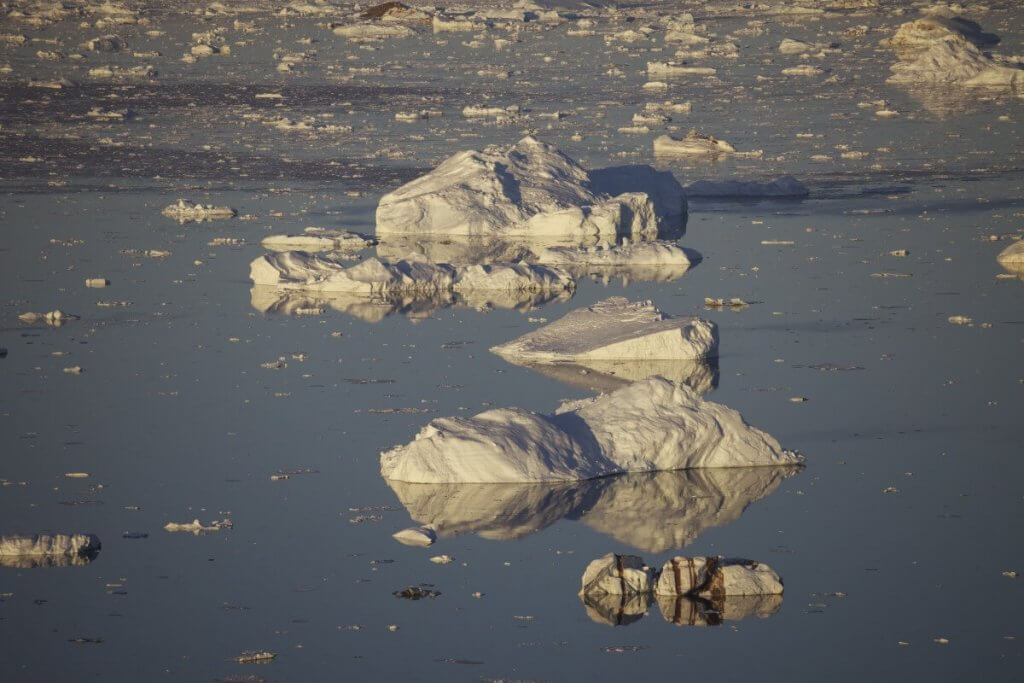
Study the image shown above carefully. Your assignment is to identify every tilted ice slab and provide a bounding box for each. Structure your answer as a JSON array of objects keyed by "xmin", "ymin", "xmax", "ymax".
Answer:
[
  {"xmin": 379, "ymin": 377, "xmax": 800, "ymax": 483},
  {"xmin": 685, "ymin": 176, "xmax": 809, "ymax": 198},
  {"xmin": 249, "ymin": 252, "xmax": 574, "ymax": 298},
  {"xmin": 491, "ymin": 297, "xmax": 717, "ymax": 364},
  {"xmin": 386, "ymin": 466, "xmax": 797, "ymax": 551},
  {"xmin": 376, "ymin": 136, "xmax": 682, "ymax": 240},
  {"xmin": 887, "ymin": 36, "xmax": 1024, "ymax": 88},
  {"xmin": 0, "ymin": 533, "xmax": 101, "ymax": 567}
]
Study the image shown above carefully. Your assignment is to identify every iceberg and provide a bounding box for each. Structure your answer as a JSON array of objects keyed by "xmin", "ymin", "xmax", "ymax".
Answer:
[{"xmin": 379, "ymin": 377, "xmax": 801, "ymax": 484}]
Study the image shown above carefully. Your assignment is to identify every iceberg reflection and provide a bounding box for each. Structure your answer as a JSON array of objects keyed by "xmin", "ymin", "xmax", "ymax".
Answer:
[{"xmin": 386, "ymin": 466, "xmax": 799, "ymax": 552}]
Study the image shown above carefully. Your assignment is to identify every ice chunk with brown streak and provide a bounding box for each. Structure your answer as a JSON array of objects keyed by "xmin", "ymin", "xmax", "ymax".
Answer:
[
  {"xmin": 685, "ymin": 176, "xmax": 809, "ymax": 198},
  {"xmin": 491, "ymin": 297, "xmax": 717, "ymax": 364},
  {"xmin": 379, "ymin": 377, "xmax": 801, "ymax": 484},
  {"xmin": 655, "ymin": 592, "xmax": 783, "ymax": 627},
  {"xmin": 261, "ymin": 228, "xmax": 375, "ymax": 254},
  {"xmin": 375, "ymin": 136, "xmax": 673, "ymax": 241},
  {"xmin": 385, "ymin": 467, "xmax": 798, "ymax": 550},
  {"xmin": 654, "ymin": 556, "xmax": 783, "ymax": 597},
  {"xmin": 0, "ymin": 533, "xmax": 101, "ymax": 567},
  {"xmin": 887, "ymin": 36, "xmax": 1024, "ymax": 89},
  {"xmin": 578, "ymin": 554, "xmax": 657, "ymax": 625}
]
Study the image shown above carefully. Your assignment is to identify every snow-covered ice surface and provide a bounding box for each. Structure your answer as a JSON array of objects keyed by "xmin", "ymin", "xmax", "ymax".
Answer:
[{"xmin": 1, "ymin": 0, "xmax": 1023, "ymax": 681}]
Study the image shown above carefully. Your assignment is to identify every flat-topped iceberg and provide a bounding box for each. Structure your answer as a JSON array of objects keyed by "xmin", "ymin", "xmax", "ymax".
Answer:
[
  {"xmin": 249, "ymin": 252, "xmax": 574, "ymax": 299},
  {"xmin": 379, "ymin": 377, "xmax": 800, "ymax": 484},
  {"xmin": 0, "ymin": 533, "xmax": 101, "ymax": 568},
  {"xmin": 386, "ymin": 467, "xmax": 798, "ymax": 550},
  {"xmin": 491, "ymin": 297, "xmax": 717, "ymax": 364},
  {"xmin": 376, "ymin": 136, "xmax": 684, "ymax": 240}
]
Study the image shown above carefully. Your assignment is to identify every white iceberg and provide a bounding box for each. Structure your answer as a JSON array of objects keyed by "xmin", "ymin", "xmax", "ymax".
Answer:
[
  {"xmin": 375, "ymin": 136, "xmax": 679, "ymax": 241},
  {"xmin": 655, "ymin": 132, "xmax": 757, "ymax": 158},
  {"xmin": 491, "ymin": 297, "xmax": 717, "ymax": 364},
  {"xmin": 685, "ymin": 176, "xmax": 809, "ymax": 198},
  {"xmin": 379, "ymin": 377, "xmax": 800, "ymax": 484},
  {"xmin": 882, "ymin": 15, "xmax": 999, "ymax": 54},
  {"xmin": 161, "ymin": 199, "xmax": 236, "ymax": 223},
  {"xmin": 887, "ymin": 36, "xmax": 1024, "ymax": 88}
]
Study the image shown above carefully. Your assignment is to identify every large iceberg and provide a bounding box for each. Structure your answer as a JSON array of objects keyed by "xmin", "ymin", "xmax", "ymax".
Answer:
[
  {"xmin": 375, "ymin": 136, "xmax": 685, "ymax": 240},
  {"xmin": 887, "ymin": 36, "xmax": 1024, "ymax": 88},
  {"xmin": 491, "ymin": 297, "xmax": 717, "ymax": 364},
  {"xmin": 0, "ymin": 533, "xmax": 101, "ymax": 568},
  {"xmin": 379, "ymin": 377, "xmax": 800, "ymax": 483}
]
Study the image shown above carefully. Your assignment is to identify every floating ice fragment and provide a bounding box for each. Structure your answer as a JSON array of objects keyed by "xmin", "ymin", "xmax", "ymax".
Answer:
[
  {"xmin": 0, "ymin": 533, "xmax": 101, "ymax": 568},
  {"xmin": 996, "ymin": 240, "xmax": 1024, "ymax": 275},
  {"xmin": 261, "ymin": 228, "xmax": 374, "ymax": 254},
  {"xmin": 162, "ymin": 199, "xmax": 236, "ymax": 223},
  {"xmin": 655, "ymin": 132, "xmax": 757, "ymax": 158},
  {"xmin": 163, "ymin": 519, "xmax": 232, "ymax": 534},
  {"xmin": 392, "ymin": 525, "xmax": 436, "ymax": 546}
]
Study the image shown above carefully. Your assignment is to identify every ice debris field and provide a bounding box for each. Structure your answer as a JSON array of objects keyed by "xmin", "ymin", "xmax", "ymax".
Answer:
[{"xmin": 1, "ymin": 0, "xmax": 1023, "ymax": 682}]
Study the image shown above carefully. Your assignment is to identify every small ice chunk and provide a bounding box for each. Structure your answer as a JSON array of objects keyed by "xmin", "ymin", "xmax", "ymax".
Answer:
[
  {"xmin": 162, "ymin": 199, "xmax": 236, "ymax": 223},
  {"xmin": 647, "ymin": 61, "xmax": 716, "ymax": 77},
  {"xmin": 85, "ymin": 278, "xmax": 109, "ymax": 288},
  {"xmin": 996, "ymin": 240, "xmax": 1024, "ymax": 274},
  {"xmin": 163, "ymin": 519, "xmax": 232, "ymax": 534},
  {"xmin": 654, "ymin": 132, "xmax": 741, "ymax": 157},
  {"xmin": 392, "ymin": 525, "xmax": 436, "ymax": 546},
  {"xmin": 580, "ymin": 553, "xmax": 657, "ymax": 596},
  {"xmin": 18, "ymin": 310, "xmax": 78, "ymax": 326}
]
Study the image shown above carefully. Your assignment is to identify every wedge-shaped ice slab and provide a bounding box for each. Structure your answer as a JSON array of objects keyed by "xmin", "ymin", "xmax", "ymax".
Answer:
[
  {"xmin": 0, "ymin": 533, "xmax": 101, "ymax": 568},
  {"xmin": 250, "ymin": 252, "xmax": 574, "ymax": 298},
  {"xmin": 379, "ymin": 377, "xmax": 800, "ymax": 484},
  {"xmin": 376, "ymin": 136, "xmax": 683, "ymax": 240},
  {"xmin": 491, "ymin": 297, "xmax": 717, "ymax": 364},
  {"xmin": 386, "ymin": 467, "xmax": 797, "ymax": 550}
]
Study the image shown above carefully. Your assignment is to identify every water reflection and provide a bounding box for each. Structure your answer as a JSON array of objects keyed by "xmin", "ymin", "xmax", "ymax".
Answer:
[
  {"xmin": 581, "ymin": 590, "xmax": 782, "ymax": 628},
  {"xmin": 506, "ymin": 358, "xmax": 719, "ymax": 395},
  {"xmin": 896, "ymin": 85, "xmax": 1024, "ymax": 119},
  {"xmin": 250, "ymin": 284, "xmax": 573, "ymax": 322},
  {"xmin": 386, "ymin": 466, "xmax": 799, "ymax": 551}
]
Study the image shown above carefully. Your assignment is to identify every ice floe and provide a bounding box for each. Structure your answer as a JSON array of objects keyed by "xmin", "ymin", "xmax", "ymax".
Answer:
[
  {"xmin": 654, "ymin": 132, "xmax": 761, "ymax": 158},
  {"xmin": 249, "ymin": 252, "xmax": 574, "ymax": 300},
  {"xmin": 161, "ymin": 199, "xmax": 236, "ymax": 223},
  {"xmin": 380, "ymin": 376, "xmax": 800, "ymax": 484},
  {"xmin": 0, "ymin": 533, "xmax": 101, "ymax": 568},
  {"xmin": 376, "ymin": 136, "xmax": 680, "ymax": 241}
]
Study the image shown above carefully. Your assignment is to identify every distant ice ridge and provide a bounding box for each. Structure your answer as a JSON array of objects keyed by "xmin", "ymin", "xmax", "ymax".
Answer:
[
  {"xmin": 249, "ymin": 252, "xmax": 574, "ymax": 298},
  {"xmin": 375, "ymin": 136, "xmax": 686, "ymax": 240},
  {"xmin": 491, "ymin": 297, "xmax": 717, "ymax": 363},
  {"xmin": 380, "ymin": 377, "xmax": 800, "ymax": 483},
  {"xmin": 685, "ymin": 176, "xmax": 809, "ymax": 198}
]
